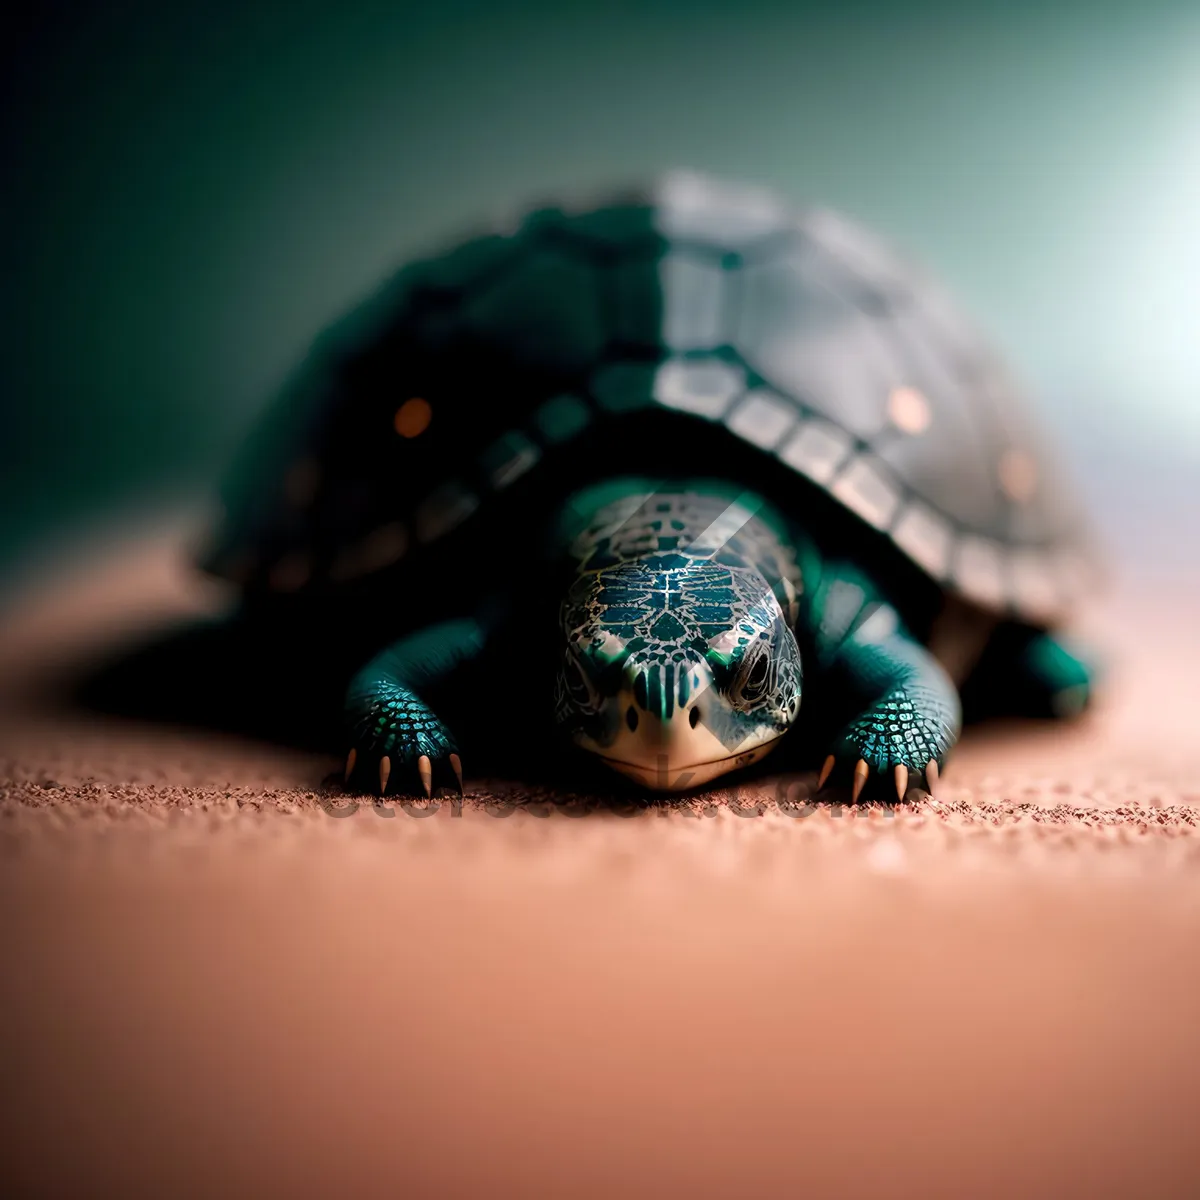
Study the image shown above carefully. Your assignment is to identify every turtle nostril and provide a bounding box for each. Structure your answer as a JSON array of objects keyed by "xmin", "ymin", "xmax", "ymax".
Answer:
[
  {"xmin": 689, "ymin": 706, "xmax": 701, "ymax": 729},
  {"xmin": 626, "ymin": 706, "xmax": 639, "ymax": 732}
]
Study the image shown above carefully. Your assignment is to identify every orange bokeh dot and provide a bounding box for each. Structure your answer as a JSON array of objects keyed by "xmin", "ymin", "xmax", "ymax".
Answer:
[{"xmin": 394, "ymin": 398, "xmax": 432, "ymax": 438}]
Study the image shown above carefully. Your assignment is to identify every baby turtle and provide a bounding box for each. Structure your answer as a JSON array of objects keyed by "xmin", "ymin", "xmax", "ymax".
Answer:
[{"xmin": 200, "ymin": 172, "xmax": 1097, "ymax": 800}]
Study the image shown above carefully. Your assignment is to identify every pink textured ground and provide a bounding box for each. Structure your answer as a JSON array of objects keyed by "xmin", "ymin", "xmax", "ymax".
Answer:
[{"xmin": 2, "ymin": 524, "xmax": 1198, "ymax": 1197}]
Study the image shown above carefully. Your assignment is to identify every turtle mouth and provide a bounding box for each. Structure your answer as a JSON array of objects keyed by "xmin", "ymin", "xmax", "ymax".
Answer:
[{"xmin": 595, "ymin": 735, "xmax": 784, "ymax": 792}]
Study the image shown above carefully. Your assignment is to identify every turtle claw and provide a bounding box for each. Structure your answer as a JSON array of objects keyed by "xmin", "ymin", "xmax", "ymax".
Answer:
[
  {"xmin": 344, "ymin": 678, "xmax": 459, "ymax": 799},
  {"xmin": 344, "ymin": 745, "xmax": 462, "ymax": 800},
  {"xmin": 813, "ymin": 754, "xmax": 874, "ymax": 801},
  {"xmin": 817, "ymin": 754, "xmax": 835, "ymax": 790},
  {"xmin": 827, "ymin": 691, "xmax": 953, "ymax": 802},
  {"xmin": 815, "ymin": 752, "xmax": 938, "ymax": 803},
  {"xmin": 851, "ymin": 759, "xmax": 870, "ymax": 803}
]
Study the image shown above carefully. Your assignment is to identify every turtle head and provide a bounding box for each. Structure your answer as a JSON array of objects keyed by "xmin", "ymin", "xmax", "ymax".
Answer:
[{"xmin": 554, "ymin": 559, "xmax": 803, "ymax": 791}]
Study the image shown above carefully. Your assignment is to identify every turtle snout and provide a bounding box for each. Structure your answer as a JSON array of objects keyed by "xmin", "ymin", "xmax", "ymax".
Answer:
[
  {"xmin": 577, "ymin": 657, "xmax": 790, "ymax": 791},
  {"xmin": 595, "ymin": 660, "xmax": 727, "ymax": 789}
]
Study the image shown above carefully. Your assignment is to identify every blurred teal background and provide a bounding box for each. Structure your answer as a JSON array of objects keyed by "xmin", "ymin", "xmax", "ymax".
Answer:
[{"xmin": 3, "ymin": 0, "xmax": 1198, "ymax": 582}]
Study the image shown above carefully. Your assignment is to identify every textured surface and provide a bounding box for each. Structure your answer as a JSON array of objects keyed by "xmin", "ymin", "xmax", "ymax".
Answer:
[
  {"xmin": 203, "ymin": 174, "xmax": 1093, "ymax": 620},
  {"xmin": 2, "ymin": 524, "xmax": 1199, "ymax": 1197}
]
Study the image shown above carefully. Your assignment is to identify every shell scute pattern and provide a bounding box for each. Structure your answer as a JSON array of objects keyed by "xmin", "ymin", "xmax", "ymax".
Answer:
[
  {"xmin": 566, "ymin": 490, "xmax": 802, "ymax": 630},
  {"xmin": 461, "ymin": 247, "xmax": 606, "ymax": 374},
  {"xmin": 206, "ymin": 173, "xmax": 1093, "ymax": 621},
  {"xmin": 555, "ymin": 490, "xmax": 804, "ymax": 735}
]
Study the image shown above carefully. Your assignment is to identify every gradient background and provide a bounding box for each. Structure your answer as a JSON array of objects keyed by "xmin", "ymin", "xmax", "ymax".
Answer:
[
  {"xmin": 4, "ymin": 10, "xmax": 1200, "ymax": 1191},
  {"xmin": 4, "ymin": 0, "xmax": 1198, "ymax": 585}
]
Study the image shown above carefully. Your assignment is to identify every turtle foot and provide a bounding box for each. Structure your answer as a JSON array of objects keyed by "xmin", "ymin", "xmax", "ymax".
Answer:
[
  {"xmin": 818, "ymin": 689, "xmax": 955, "ymax": 802},
  {"xmin": 343, "ymin": 678, "xmax": 463, "ymax": 798},
  {"xmin": 817, "ymin": 751, "xmax": 941, "ymax": 802},
  {"xmin": 344, "ymin": 746, "xmax": 464, "ymax": 798}
]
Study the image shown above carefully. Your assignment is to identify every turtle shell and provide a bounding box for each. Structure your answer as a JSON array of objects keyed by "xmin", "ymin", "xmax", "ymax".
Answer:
[{"xmin": 201, "ymin": 172, "xmax": 1095, "ymax": 622}]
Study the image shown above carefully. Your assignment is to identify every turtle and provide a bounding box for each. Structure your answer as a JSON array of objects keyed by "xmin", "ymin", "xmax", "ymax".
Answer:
[{"xmin": 198, "ymin": 171, "xmax": 1098, "ymax": 802}]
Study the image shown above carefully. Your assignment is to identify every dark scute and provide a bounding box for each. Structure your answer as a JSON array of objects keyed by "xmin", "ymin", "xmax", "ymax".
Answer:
[{"xmin": 462, "ymin": 250, "xmax": 607, "ymax": 375}]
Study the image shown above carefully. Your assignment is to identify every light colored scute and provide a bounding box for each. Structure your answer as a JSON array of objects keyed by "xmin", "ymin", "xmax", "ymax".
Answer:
[
  {"xmin": 736, "ymin": 251, "xmax": 905, "ymax": 437},
  {"xmin": 777, "ymin": 418, "xmax": 852, "ymax": 484},
  {"xmin": 725, "ymin": 389, "xmax": 797, "ymax": 450},
  {"xmin": 1009, "ymin": 550, "xmax": 1063, "ymax": 622},
  {"xmin": 801, "ymin": 206, "xmax": 915, "ymax": 301},
  {"xmin": 878, "ymin": 303, "xmax": 1008, "ymax": 533},
  {"xmin": 654, "ymin": 171, "xmax": 791, "ymax": 246},
  {"xmin": 830, "ymin": 456, "xmax": 901, "ymax": 530},
  {"xmin": 890, "ymin": 501, "xmax": 954, "ymax": 580},
  {"xmin": 660, "ymin": 254, "xmax": 726, "ymax": 350},
  {"xmin": 953, "ymin": 536, "xmax": 1008, "ymax": 611},
  {"xmin": 653, "ymin": 358, "xmax": 744, "ymax": 419}
]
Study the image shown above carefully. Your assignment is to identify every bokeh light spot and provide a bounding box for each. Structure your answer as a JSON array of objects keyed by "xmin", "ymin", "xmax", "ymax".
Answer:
[
  {"xmin": 998, "ymin": 449, "xmax": 1039, "ymax": 503},
  {"xmin": 394, "ymin": 398, "xmax": 432, "ymax": 438},
  {"xmin": 887, "ymin": 386, "xmax": 932, "ymax": 434}
]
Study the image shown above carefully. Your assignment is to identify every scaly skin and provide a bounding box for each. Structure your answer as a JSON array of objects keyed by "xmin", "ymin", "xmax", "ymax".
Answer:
[
  {"xmin": 339, "ymin": 480, "xmax": 1084, "ymax": 802},
  {"xmin": 343, "ymin": 619, "xmax": 485, "ymax": 797},
  {"xmin": 819, "ymin": 614, "xmax": 961, "ymax": 800},
  {"xmin": 801, "ymin": 564, "xmax": 960, "ymax": 800}
]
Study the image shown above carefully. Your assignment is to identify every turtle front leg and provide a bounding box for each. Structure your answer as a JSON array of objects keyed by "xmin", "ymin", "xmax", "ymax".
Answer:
[
  {"xmin": 960, "ymin": 622, "xmax": 1096, "ymax": 722},
  {"xmin": 803, "ymin": 569, "xmax": 960, "ymax": 802},
  {"xmin": 343, "ymin": 617, "xmax": 488, "ymax": 797}
]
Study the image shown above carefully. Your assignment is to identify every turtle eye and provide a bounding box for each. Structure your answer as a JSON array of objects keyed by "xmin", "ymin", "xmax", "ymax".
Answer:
[
  {"xmin": 730, "ymin": 645, "xmax": 774, "ymax": 709},
  {"xmin": 561, "ymin": 651, "xmax": 600, "ymax": 712}
]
